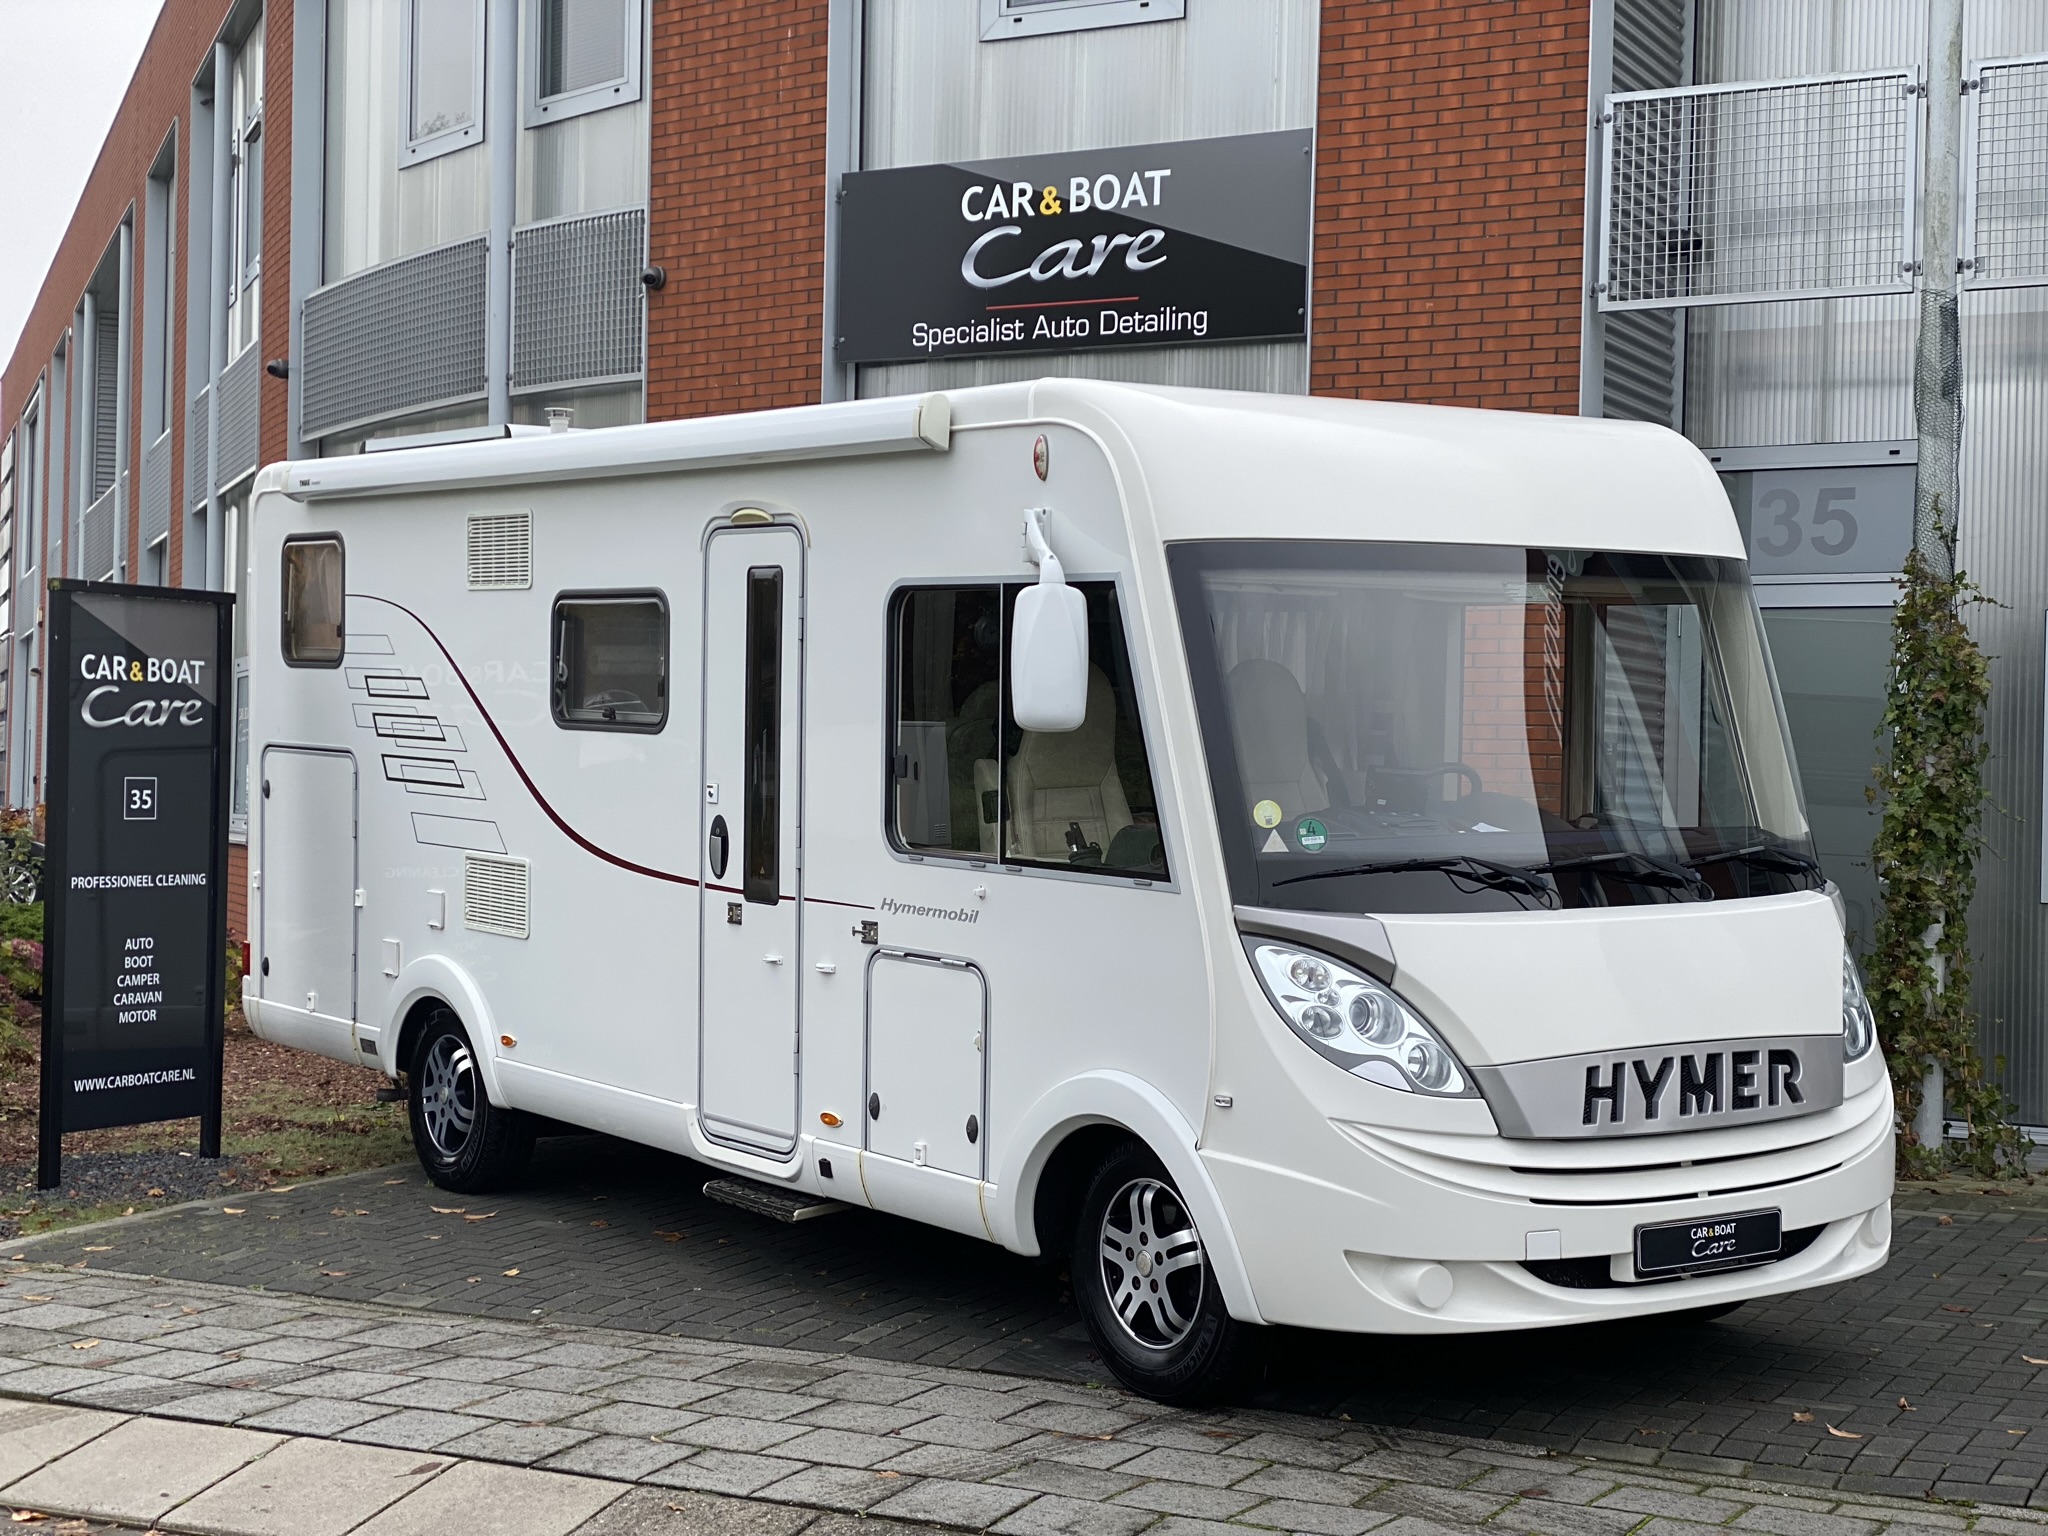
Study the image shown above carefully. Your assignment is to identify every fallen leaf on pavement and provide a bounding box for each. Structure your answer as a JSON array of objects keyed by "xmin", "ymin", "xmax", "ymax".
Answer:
[
  {"xmin": 430, "ymin": 1207, "xmax": 466, "ymax": 1215},
  {"xmin": 1792, "ymin": 1411, "xmax": 1815, "ymax": 1423},
  {"xmin": 146, "ymin": 1189, "xmax": 164, "ymax": 1197},
  {"xmin": 2011, "ymin": 1429, "xmax": 2030, "ymax": 1436},
  {"xmin": 1826, "ymin": 1425, "xmax": 1863, "ymax": 1440},
  {"xmin": 9, "ymin": 1511, "xmax": 47, "ymax": 1523},
  {"xmin": 1898, "ymin": 1397, "xmax": 1914, "ymax": 1410},
  {"xmin": 1937, "ymin": 1215, "xmax": 1954, "ymax": 1226},
  {"xmin": 462, "ymin": 1213, "xmax": 496, "ymax": 1223},
  {"xmin": 270, "ymin": 1186, "xmax": 298, "ymax": 1193},
  {"xmin": 2027, "ymin": 1236, "xmax": 2048, "ymax": 1244},
  {"xmin": 21, "ymin": 1297, "xmax": 49, "ymax": 1304},
  {"xmin": 1943, "ymin": 1304, "xmax": 1974, "ymax": 1314},
  {"xmin": 81, "ymin": 1247, "xmax": 111, "ymax": 1253},
  {"xmin": 502, "ymin": 1268, "xmax": 521, "ymax": 1277},
  {"xmin": 1519, "ymin": 1489, "xmax": 1550, "ymax": 1499},
  {"xmin": 180, "ymin": 1307, "xmax": 198, "ymax": 1315},
  {"xmin": 407, "ymin": 1463, "xmax": 441, "ymax": 1476},
  {"xmin": 590, "ymin": 1220, "xmax": 610, "ymax": 1229},
  {"xmin": 654, "ymin": 1231, "xmax": 683, "ymax": 1242},
  {"xmin": 318, "ymin": 1270, "xmax": 350, "ymax": 1277},
  {"xmin": 67, "ymin": 1341, "xmax": 97, "ymax": 1351},
  {"xmin": 874, "ymin": 1471, "xmax": 900, "ymax": 1479},
  {"xmin": 2024, "ymin": 1355, "xmax": 2048, "ymax": 1365},
  {"xmin": 382, "ymin": 1179, "xmax": 406, "ymax": 1185},
  {"xmin": 222, "ymin": 1209, "xmax": 246, "ymax": 1216},
  {"xmin": 122, "ymin": 1208, "xmax": 134, "ymax": 1217},
  {"xmin": 466, "ymin": 1277, "xmax": 480, "ymax": 1284}
]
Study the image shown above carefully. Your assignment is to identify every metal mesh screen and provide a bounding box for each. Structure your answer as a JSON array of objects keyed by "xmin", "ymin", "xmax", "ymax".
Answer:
[
  {"xmin": 511, "ymin": 208, "xmax": 646, "ymax": 392},
  {"xmin": 92, "ymin": 317, "xmax": 120, "ymax": 501},
  {"xmin": 140, "ymin": 430, "xmax": 171, "ymax": 551},
  {"xmin": 1964, "ymin": 56, "xmax": 2048, "ymax": 290},
  {"xmin": 81, "ymin": 480, "xmax": 117, "ymax": 582},
  {"xmin": 218, "ymin": 349, "xmax": 261, "ymax": 487},
  {"xmin": 1601, "ymin": 71, "xmax": 1918, "ymax": 310},
  {"xmin": 301, "ymin": 236, "xmax": 489, "ymax": 442},
  {"xmin": 186, "ymin": 389, "xmax": 207, "ymax": 510}
]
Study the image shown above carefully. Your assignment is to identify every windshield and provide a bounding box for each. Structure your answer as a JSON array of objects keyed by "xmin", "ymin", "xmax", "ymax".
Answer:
[{"xmin": 1169, "ymin": 542, "xmax": 1819, "ymax": 914}]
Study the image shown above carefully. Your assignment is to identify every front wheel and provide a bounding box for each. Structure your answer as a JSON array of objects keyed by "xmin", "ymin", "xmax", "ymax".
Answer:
[
  {"xmin": 1069, "ymin": 1140, "xmax": 1254, "ymax": 1404},
  {"xmin": 407, "ymin": 1009, "xmax": 534, "ymax": 1193}
]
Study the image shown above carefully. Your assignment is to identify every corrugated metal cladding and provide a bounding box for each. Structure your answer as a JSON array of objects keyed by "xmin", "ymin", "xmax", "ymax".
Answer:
[
  {"xmin": 185, "ymin": 390, "xmax": 207, "ymax": 513},
  {"xmin": 855, "ymin": 0, "xmax": 1316, "ymax": 400},
  {"xmin": 92, "ymin": 318, "xmax": 120, "ymax": 501},
  {"xmin": 511, "ymin": 209, "xmax": 646, "ymax": 393},
  {"xmin": 81, "ymin": 480, "xmax": 117, "ymax": 583},
  {"xmin": 1599, "ymin": 0, "xmax": 1692, "ymax": 428},
  {"xmin": 218, "ymin": 349, "xmax": 261, "ymax": 488},
  {"xmin": 1684, "ymin": 0, "xmax": 2048, "ymax": 1120}
]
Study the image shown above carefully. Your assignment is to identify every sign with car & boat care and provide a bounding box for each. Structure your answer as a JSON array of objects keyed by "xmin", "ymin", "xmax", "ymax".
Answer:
[
  {"xmin": 39, "ymin": 581, "xmax": 234, "ymax": 1189},
  {"xmin": 835, "ymin": 129, "xmax": 1312, "ymax": 364}
]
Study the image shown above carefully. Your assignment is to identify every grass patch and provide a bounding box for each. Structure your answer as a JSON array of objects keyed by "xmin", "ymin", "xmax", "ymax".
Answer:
[{"xmin": 222, "ymin": 1081, "xmax": 415, "ymax": 1181}]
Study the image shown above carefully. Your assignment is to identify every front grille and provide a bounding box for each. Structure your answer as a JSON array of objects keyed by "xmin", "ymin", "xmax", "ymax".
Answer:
[{"xmin": 1521, "ymin": 1223, "xmax": 1824, "ymax": 1290}]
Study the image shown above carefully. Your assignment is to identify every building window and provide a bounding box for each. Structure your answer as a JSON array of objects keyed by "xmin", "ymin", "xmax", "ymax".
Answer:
[
  {"xmin": 231, "ymin": 658, "xmax": 251, "ymax": 842},
  {"xmin": 528, "ymin": 0, "xmax": 641, "ymax": 125},
  {"xmin": 888, "ymin": 582, "xmax": 1167, "ymax": 880},
  {"xmin": 281, "ymin": 537, "xmax": 345, "ymax": 666},
  {"xmin": 978, "ymin": 0, "xmax": 1186, "ymax": 42},
  {"xmin": 551, "ymin": 592, "xmax": 666, "ymax": 730},
  {"xmin": 226, "ymin": 16, "xmax": 265, "ymax": 360},
  {"xmin": 404, "ymin": 0, "xmax": 485, "ymax": 162}
]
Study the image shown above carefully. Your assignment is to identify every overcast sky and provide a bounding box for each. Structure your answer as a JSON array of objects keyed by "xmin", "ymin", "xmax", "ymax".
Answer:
[{"xmin": 0, "ymin": 0, "xmax": 167, "ymax": 382}]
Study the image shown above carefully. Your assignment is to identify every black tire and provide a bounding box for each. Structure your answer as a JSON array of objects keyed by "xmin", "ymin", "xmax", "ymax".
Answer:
[
  {"xmin": 1069, "ymin": 1139, "xmax": 1254, "ymax": 1404},
  {"xmin": 407, "ymin": 1008, "xmax": 535, "ymax": 1193}
]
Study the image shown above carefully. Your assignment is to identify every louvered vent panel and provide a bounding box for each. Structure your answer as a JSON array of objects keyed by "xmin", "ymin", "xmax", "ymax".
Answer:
[
  {"xmin": 464, "ymin": 854, "xmax": 530, "ymax": 938},
  {"xmin": 467, "ymin": 511, "xmax": 532, "ymax": 589}
]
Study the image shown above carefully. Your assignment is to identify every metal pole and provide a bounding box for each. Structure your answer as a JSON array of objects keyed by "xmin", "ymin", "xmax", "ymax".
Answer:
[
  {"xmin": 1912, "ymin": 0, "xmax": 1964, "ymax": 575},
  {"xmin": 76, "ymin": 296, "xmax": 95, "ymax": 578},
  {"xmin": 485, "ymin": 0, "xmax": 517, "ymax": 425},
  {"xmin": 206, "ymin": 41, "xmax": 232, "ymax": 593},
  {"xmin": 114, "ymin": 222, "xmax": 133, "ymax": 580},
  {"xmin": 1910, "ymin": 0, "xmax": 1966, "ymax": 1151}
]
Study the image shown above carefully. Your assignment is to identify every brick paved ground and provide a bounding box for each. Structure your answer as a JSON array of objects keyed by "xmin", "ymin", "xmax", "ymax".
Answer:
[
  {"xmin": 1, "ymin": 1266, "xmax": 2046, "ymax": 1536},
  {"xmin": 11, "ymin": 1137, "xmax": 2048, "ymax": 1505}
]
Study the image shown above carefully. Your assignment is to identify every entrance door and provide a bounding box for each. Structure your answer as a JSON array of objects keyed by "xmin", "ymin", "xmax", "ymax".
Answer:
[
  {"xmin": 699, "ymin": 526, "xmax": 804, "ymax": 1156},
  {"xmin": 258, "ymin": 748, "xmax": 358, "ymax": 1050}
]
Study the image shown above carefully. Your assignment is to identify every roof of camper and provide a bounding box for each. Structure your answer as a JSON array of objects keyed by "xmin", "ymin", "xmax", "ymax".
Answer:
[{"xmin": 264, "ymin": 378, "xmax": 1740, "ymax": 559}]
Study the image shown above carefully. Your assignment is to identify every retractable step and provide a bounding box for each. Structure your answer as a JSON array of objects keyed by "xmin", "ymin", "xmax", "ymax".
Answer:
[{"xmin": 702, "ymin": 1177, "xmax": 848, "ymax": 1223}]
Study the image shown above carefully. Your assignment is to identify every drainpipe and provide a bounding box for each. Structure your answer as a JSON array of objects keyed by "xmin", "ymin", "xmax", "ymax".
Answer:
[
  {"xmin": 206, "ymin": 40, "xmax": 232, "ymax": 593},
  {"xmin": 114, "ymin": 221, "xmax": 133, "ymax": 580},
  {"xmin": 484, "ymin": 0, "xmax": 517, "ymax": 425}
]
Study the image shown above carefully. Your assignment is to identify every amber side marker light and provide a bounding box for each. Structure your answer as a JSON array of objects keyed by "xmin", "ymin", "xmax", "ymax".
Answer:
[{"xmin": 819, "ymin": 1112, "xmax": 843, "ymax": 1128}]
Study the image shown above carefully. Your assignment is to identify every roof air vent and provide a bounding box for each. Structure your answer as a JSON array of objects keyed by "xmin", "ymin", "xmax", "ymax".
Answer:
[{"xmin": 467, "ymin": 511, "xmax": 532, "ymax": 590}]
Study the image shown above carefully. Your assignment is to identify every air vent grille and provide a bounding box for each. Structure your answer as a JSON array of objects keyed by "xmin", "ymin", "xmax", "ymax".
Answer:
[
  {"xmin": 463, "ymin": 854, "xmax": 530, "ymax": 938},
  {"xmin": 467, "ymin": 511, "xmax": 532, "ymax": 590}
]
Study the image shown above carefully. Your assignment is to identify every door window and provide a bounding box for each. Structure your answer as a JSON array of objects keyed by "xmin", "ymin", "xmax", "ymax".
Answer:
[
  {"xmin": 743, "ymin": 567, "xmax": 784, "ymax": 904},
  {"xmin": 888, "ymin": 581, "xmax": 1166, "ymax": 879}
]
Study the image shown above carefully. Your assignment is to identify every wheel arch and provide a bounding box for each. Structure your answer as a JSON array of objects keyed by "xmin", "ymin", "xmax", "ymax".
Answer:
[
  {"xmin": 382, "ymin": 955, "xmax": 507, "ymax": 1104},
  {"xmin": 989, "ymin": 1071, "xmax": 1264, "ymax": 1324}
]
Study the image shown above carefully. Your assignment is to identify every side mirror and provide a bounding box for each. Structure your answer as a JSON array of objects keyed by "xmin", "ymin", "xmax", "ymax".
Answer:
[{"xmin": 1011, "ymin": 508, "xmax": 1089, "ymax": 732}]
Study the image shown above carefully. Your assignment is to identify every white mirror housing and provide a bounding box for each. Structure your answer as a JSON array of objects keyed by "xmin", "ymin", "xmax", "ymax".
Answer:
[{"xmin": 1011, "ymin": 508, "xmax": 1089, "ymax": 732}]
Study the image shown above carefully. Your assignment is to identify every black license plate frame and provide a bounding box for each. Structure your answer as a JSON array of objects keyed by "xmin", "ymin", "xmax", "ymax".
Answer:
[{"xmin": 1634, "ymin": 1208, "xmax": 1782, "ymax": 1278}]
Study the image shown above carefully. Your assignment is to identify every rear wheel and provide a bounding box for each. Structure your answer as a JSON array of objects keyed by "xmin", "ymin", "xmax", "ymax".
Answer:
[
  {"xmin": 408, "ymin": 1009, "xmax": 534, "ymax": 1193},
  {"xmin": 1069, "ymin": 1139, "xmax": 1253, "ymax": 1404}
]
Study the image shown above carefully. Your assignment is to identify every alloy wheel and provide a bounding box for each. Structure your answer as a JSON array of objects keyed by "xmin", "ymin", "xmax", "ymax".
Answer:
[
  {"xmin": 418, "ymin": 1033, "xmax": 477, "ymax": 1158},
  {"xmin": 1097, "ymin": 1176, "xmax": 1207, "ymax": 1349}
]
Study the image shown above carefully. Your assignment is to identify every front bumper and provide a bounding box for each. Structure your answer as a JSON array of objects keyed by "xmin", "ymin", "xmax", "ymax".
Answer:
[{"xmin": 1202, "ymin": 1076, "xmax": 1894, "ymax": 1333}]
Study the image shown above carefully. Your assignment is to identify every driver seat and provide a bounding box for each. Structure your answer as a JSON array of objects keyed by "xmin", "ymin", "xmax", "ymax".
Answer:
[
  {"xmin": 1002, "ymin": 666, "xmax": 1134, "ymax": 861},
  {"xmin": 1225, "ymin": 658, "xmax": 1327, "ymax": 820}
]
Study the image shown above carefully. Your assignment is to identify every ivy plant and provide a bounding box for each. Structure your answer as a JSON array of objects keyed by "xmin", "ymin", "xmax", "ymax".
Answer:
[{"xmin": 1865, "ymin": 545, "xmax": 2030, "ymax": 1178}]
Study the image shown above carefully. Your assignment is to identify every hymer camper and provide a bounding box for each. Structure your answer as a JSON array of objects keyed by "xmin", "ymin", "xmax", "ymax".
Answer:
[{"xmin": 246, "ymin": 381, "xmax": 1894, "ymax": 1401}]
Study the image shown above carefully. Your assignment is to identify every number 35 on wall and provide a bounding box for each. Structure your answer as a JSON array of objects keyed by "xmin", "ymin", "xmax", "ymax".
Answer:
[
  {"xmin": 1725, "ymin": 465, "xmax": 1914, "ymax": 578},
  {"xmin": 123, "ymin": 777, "xmax": 158, "ymax": 822}
]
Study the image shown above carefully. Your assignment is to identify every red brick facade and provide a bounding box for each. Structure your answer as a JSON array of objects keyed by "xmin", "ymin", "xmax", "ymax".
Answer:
[
  {"xmin": 1313, "ymin": 0, "xmax": 1590, "ymax": 412},
  {"xmin": 643, "ymin": 0, "xmax": 832, "ymax": 421}
]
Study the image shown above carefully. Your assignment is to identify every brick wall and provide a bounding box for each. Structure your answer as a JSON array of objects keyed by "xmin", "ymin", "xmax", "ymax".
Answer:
[
  {"xmin": 1312, "ymin": 0, "xmax": 1590, "ymax": 412},
  {"xmin": 1460, "ymin": 603, "xmax": 1565, "ymax": 813},
  {"xmin": 644, "ymin": 0, "xmax": 831, "ymax": 420}
]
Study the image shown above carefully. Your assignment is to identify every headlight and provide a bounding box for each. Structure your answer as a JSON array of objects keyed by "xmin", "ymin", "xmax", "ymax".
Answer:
[
  {"xmin": 1842, "ymin": 952, "xmax": 1876, "ymax": 1061},
  {"xmin": 1247, "ymin": 942, "xmax": 1476, "ymax": 1096}
]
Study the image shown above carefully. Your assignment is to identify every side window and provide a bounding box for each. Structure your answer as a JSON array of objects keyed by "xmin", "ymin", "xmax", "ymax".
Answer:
[
  {"xmin": 552, "ymin": 593, "xmax": 667, "ymax": 730},
  {"xmin": 743, "ymin": 568, "xmax": 784, "ymax": 904},
  {"xmin": 888, "ymin": 582, "xmax": 1166, "ymax": 880},
  {"xmin": 281, "ymin": 537, "xmax": 344, "ymax": 667}
]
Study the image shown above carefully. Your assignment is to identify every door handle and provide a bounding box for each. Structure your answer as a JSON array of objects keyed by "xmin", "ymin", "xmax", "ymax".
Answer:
[
  {"xmin": 708, "ymin": 815, "xmax": 730, "ymax": 880},
  {"xmin": 764, "ymin": 953, "xmax": 784, "ymax": 965}
]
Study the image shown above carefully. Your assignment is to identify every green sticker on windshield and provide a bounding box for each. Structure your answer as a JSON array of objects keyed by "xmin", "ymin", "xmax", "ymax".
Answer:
[{"xmin": 1296, "ymin": 817, "xmax": 1328, "ymax": 853}]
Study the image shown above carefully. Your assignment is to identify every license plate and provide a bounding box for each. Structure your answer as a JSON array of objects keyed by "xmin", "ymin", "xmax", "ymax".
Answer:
[{"xmin": 1635, "ymin": 1209, "xmax": 1782, "ymax": 1278}]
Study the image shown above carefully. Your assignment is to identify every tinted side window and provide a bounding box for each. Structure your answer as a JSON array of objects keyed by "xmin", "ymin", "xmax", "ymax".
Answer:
[
  {"xmin": 282, "ymin": 537, "xmax": 344, "ymax": 666},
  {"xmin": 888, "ymin": 582, "xmax": 1166, "ymax": 880},
  {"xmin": 553, "ymin": 594, "xmax": 666, "ymax": 730}
]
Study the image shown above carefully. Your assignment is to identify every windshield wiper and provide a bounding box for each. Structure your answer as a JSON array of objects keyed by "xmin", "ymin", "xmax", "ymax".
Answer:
[
  {"xmin": 1686, "ymin": 842, "xmax": 1824, "ymax": 879},
  {"xmin": 1273, "ymin": 855, "xmax": 1555, "ymax": 904},
  {"xmin": 1536, "ymin": 850, "xmax": 1714, "ymax": 898}
]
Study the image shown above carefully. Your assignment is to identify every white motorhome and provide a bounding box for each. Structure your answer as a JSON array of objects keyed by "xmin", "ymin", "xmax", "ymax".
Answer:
[{"xmin": 246, "ymin": 381, "xmax": 1893, "ymax": 1401}]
